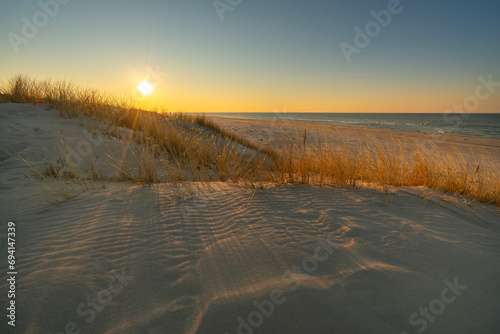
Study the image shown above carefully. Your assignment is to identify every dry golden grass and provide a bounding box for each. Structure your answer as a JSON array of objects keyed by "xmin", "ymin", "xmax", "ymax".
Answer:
[
  {"xmin": 16, "ymin": 151, "xmax": 102, "ymax": 203},
  {"xmin": 0, "ymin": 74, "xmax": 271, "ymax": 185},
  {"xmin": 267, "ymin": 132, "xmax": 500, "ymax": 205},
  {"xmin": 169, "ymin": 112, "xmax": 280, "ymax": 160},
  {"xmin": 2, "ymin": 74, "xmax": 499, "ymax": 205}
]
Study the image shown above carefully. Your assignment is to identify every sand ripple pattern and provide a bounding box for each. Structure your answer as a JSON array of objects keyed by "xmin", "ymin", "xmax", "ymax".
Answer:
[{"xmin": 1, "ymin": 181, "xmax": 500, "ymax": 334}]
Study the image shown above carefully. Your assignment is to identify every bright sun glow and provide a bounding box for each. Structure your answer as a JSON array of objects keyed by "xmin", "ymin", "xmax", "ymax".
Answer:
[{"xmin": 138, "ymin": 81, "xmax": 153, "ymax": 95}]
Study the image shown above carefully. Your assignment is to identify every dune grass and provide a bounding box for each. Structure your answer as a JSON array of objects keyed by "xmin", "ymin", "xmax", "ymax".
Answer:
[
  {"xmin": 1, "ymin": 74, "xmax": 499, "ymax": 206},
  {"xmin": 270, "ymin": 134, "xmax": 500, "ymax": 205},
  {"xmin": 1, "ymin": 74, "xmax": 270, "ymax": 184}
]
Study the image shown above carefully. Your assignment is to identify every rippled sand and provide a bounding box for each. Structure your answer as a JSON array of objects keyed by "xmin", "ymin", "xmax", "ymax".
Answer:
[{"xmin": 1, "ymin": 104, "xmax": 500, "ymax": 334}]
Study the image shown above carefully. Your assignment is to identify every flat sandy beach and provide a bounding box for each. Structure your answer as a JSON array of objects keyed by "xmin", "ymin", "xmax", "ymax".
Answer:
[{"xmin": 210, "ymin": 116, "xmax": 500, "ymax": 162}]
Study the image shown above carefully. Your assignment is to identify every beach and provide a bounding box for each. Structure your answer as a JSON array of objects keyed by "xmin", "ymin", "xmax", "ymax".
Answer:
[
  {"xmin": 2, "ymin": 0, "xmax": 500, "ymax": 332},
  {"xmin": 1, "ymin": 104, "xmax": 500, "ymax": 334},
  {"xmin": 210, "ymin": 116, "xmax": 500, "ymax": 163}
]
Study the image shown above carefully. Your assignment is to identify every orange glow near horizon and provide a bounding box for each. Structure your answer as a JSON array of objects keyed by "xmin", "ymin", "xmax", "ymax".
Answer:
[{"xmin": 1, "ymin": 1, "xmax": 499, "ymax": 114}]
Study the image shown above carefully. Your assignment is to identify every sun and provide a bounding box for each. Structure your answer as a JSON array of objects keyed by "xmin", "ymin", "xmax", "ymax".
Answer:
[{"xmin": 138, "ymin": 81, "xmax": 153, "ymax": 95}]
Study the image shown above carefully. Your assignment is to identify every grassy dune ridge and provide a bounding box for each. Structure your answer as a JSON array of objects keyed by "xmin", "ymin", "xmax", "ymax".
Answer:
[{"xmin": 1, "ymin": 74, "xmax": 499, "ymax": 205}]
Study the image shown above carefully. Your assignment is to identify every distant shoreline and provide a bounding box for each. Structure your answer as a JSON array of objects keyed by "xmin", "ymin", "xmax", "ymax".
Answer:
[
  {"xmin": 209, "ymin": 115, "xmax": 500, "ymax": 162},
  {"xmin": 207, "ymin": 112, "xmax": 500, "ymax": 139}
]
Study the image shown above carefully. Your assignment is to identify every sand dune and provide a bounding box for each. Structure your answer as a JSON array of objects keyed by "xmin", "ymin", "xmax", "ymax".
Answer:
[{"xmin": 1, "ymin": 104, "xmax": 500, "ymax": 334}]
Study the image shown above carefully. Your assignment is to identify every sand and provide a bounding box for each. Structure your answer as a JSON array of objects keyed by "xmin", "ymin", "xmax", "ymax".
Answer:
[
  {"xmin": 210, "ymin": 116, "xmax": 500, "ymax": 163},
  {"xmin": 1, "ymin": 104, "xmax": 500, "ymax": 334}
]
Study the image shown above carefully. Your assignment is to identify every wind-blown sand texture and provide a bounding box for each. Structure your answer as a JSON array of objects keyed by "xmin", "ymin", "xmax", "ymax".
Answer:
[{"xmin": 1, "ymin": 104, "xmax": 499, "ymax": 334}]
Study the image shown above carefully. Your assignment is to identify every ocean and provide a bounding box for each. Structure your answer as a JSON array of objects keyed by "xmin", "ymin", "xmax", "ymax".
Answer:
[{"xmin": 206, "ymin": 113, "xmax": 500, "ymax": 139}]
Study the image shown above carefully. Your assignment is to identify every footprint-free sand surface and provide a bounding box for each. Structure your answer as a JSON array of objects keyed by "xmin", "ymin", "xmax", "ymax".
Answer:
[{"xmin": 1, "ymin": 104, "xmax": 500, "ymax": 334}]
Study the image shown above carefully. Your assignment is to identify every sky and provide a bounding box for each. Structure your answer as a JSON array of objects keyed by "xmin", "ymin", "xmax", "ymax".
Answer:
[{"xmin": 1, "ymin": 0, "xmax": 500, "ymax": 113}]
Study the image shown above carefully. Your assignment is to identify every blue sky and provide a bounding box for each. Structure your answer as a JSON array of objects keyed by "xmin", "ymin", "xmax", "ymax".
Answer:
[{"xmin": 1, "ymin": 0, "xmax": 499, "ymax": 112}]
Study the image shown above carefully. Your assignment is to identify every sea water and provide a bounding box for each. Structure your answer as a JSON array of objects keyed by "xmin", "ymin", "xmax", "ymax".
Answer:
[{"xmin": 206, "ymin": 113, "xmax": 500, "ymax": 139}]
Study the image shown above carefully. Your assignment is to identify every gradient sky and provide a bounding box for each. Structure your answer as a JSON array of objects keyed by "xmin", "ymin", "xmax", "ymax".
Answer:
[{"xmin": 1, "ymin": 0, "xmax": 500, "ymax": 112}]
